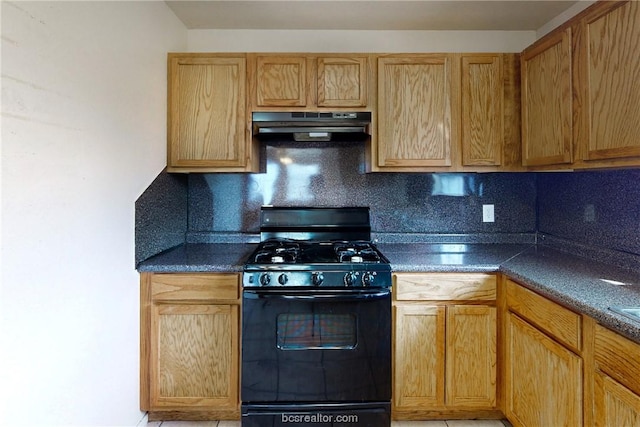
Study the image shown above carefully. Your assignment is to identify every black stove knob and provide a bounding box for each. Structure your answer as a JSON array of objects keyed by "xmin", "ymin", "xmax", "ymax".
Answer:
[
  {"xmin": 312, "ymin": 272, "xmax": 324, "ymax": 286},
  {"xmin": 362, "ymin": 272, "xmax": 375, "ymax": 287},
  {"xmin": 344, "ymin": 272, "xmax": 358, "ymax": 287},
  {"xmin": 278, "ymin": 273, "xmax": 288, "ymax": 285},
  {"xmin": 259, "ymin": 273, "xmax": 271, "ymax": 286}
]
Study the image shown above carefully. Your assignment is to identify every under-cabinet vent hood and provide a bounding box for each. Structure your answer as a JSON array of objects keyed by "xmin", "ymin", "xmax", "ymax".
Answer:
[{"xmin": 252, "ymin": 112, "xmax": 371, "ymax": 142}]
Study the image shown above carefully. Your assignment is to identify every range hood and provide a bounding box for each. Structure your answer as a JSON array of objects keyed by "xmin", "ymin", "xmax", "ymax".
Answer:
[{"xmin": 252, "ymin": 112, "xmax": 371, "ymax": 142}]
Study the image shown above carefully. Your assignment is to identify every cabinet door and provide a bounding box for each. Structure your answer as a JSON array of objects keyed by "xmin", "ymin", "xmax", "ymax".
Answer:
[
  {"xmin": 460, "ymin": 55, "xmax": 503, "ymax": 166},
  {"xmin": 255, "ymin": 55, "xmax": 307, "ymax": 107},
  {"xmin": 317, "ymin": 56, "xmax": 368, "ymax": 107},
  {"xmin": 521, "ymin": 28, "xmax": 573, "ymax": 167},
  {"xmin": 594, "ymin": 371, "xmax": 640, "ymax": 427},
  {"xmin": 447, "ymin": 305, "xmax": 497, "ymax": 408},
  {"xmin": 378, "ymin": 56, "xmax": 452, "ymax": 168},
  {"xmin": 150, "ymin": 303, "xmax": 239, "ymax": 410},
  {"xmin": 581, "ymin": 0, "xmax": 640, "ymax": 162},
  {"xmin": 506, "ymin": 313, "xmax": 582, "ymax": 427},
  {"xmin": 168, "ymin": 55, "xmax": 248, "ymax": 170},
  {"xmin": 394, "ymin": 304, "xmax": 445, "ymax": 408}
]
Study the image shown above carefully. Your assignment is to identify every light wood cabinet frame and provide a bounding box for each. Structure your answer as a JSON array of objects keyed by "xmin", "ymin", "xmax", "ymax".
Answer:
[
  {"xmin": 377, "ymin": 54, "xmax": 453, "ymax": 169},
  {"xmin": 576, "ymin": 0, "xmax": 640, "ymax": 164},
  {"xmin": 167, "ymin": 53, "xmax": 256, "ymax": 173},
  {"xmin": 248, "ymin": 53, "xmax": 373, "ymax": 111},
  {"xmin": 140, "ymin": 272, "xmax": 241, "ymax": 421},
  {"xmin": 521, "ymin": 27, "xmax": 573, "ymax": 167},
  {"xmin": 393, "ymin": 273, "xmax": 500, "ymax": 420}
]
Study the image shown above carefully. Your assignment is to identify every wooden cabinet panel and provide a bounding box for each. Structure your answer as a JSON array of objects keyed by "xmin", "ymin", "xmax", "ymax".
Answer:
[
  {"xmin": 377, "ymin": 55, "xmax": 452, "ymax": 168},
  {"xmin": 594, "ymin": 324, "xmax": 640, "ymax": 396},
  {"xmin": 140, "ymin": 272, "xmax": 241, "ymax": 419},
  {"xmin": 151, "ymin": 303, "xmax": 239, "ymax": 410},
  {"xmin": 460, "ymin": 55, "xmax": 503, "ymax": 166},
  {"xmin": 595, "ymin": 371, "xmax": 640, "ymax": 427},
  {"xmin": 317, "ymin": 56, "xmax": 368, "ymax": 107},
  {"xmin": 505, "ymin": 279, "xmax": 581, "ymax": 352},
  {"xmin": 168, "ymin": 54, "xmax": 251, "ymax": 171},
  {"xmin": 521, "ymin": 28, "xmax": 573, "ymax": 167},
  {"xmin": 446, "ymin": 305, "xmax": 497, "ymax": 407},
  {"xmin": 251, "ymin": 54, "xmax": 369, "ymax": 110},
  {"xmin": 255, "ymin": 55, "xmax": 307, "ymax": 107},
  {"xmin": 580, "ymin": 0, "xmax": 640, "ymax": 162},
  {"xmin": 506, "ymin": 313, "xmax": 582, "ymax": 427},
  {"xmin": 393, "ymin": 304, "xmax": 445, "ymax": 408},
  {"xmin": 393, "ymin": 273, "xmax": 498, "ymax": 418},
  {"xmin": 150, "ymin": 273, "xmax": 240, "ymax": 301},
  {"xmin": 395, "ymin": 273, "xmax": 496, "ymax": 301}
]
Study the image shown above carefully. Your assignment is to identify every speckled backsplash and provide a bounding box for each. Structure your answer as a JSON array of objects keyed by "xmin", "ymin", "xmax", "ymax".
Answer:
[
  {"xmin": 135, "ymin": 172, "xmax": 188, "ymax": 265},
  {"xmin": 537, "ymin": 169, "xmax": 640, "ymax": 256},
  {"xmin": 187, "ymin": 142, "xmax": 537, "ymax": 237},
  {"xmin": 135, "ymin": 142, "xmax": 640, "ymax": 265}
]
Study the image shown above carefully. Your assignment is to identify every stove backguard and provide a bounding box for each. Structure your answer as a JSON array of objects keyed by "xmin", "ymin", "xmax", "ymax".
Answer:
[{"xmin": 259, "ymin": 206, "xmax": 371, "ymax": 242}]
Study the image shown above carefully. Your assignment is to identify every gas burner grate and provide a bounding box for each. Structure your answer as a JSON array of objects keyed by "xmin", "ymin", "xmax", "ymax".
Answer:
[
  {"xmin": 334, "ymin": 241, "xmax": 381, "ymax": 263},
  {"xmin": 253, "ymin": 239, "xmax": 301, "ymax": 264}
]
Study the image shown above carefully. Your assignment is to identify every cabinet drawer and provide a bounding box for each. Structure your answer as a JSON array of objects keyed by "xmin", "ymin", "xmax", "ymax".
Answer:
[
  {"xmin": 394, "ymin": 273, "xmax": 496, "ymax": 301},
  {"xmin": 595, "ymin": 324, "xmax": 640, "ymax": 396},
  {"xmin": 151, "ymin": 273, "xmax": 240, "ymax": 302},
  {"xmin": 505, "ymin": 279, "xmax": 581, "ymax": 351}
]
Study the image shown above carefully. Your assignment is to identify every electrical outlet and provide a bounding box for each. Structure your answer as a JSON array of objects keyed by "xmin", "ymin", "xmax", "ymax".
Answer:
[
  {"xmin": 584, "ymin": 204, "xmax": 596, "ymax": 223},
  {"xmin": 482, "ymin": 204, "xmax": 495, "ymax": 223}
]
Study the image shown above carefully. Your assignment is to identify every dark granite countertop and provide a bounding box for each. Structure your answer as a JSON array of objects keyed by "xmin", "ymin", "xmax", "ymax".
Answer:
[
  {"xmin": 137, "ymin": 243, "xmax": 257, "ymax": 273},
  {"xmin": 377, "ymin": 243, "xmax": 531, "ymax": 272},
  {"xmin": 500, "ymin": 245, "xmax": 640, "ymax": 345},
  {"xmin": 137, "ymin": 241, "xmax": 640, "ymax": 344}
]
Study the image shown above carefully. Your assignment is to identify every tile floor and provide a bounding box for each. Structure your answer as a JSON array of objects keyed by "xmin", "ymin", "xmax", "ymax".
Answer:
[{"xmin": 147, "ymin": 420, "xmax": 511, "ymax": 427}]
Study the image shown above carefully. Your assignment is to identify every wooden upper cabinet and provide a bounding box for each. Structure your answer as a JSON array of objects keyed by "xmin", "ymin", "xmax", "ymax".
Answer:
[
  {"xmin": 460, "ymin": 54, "xmax": 504, "ymax": 166},
  {"xmin": 521, "ymin": 28, "xmax": 573, "ymax": 167},
  {"xmin": 317, "ymin": 56, "xmax": 368, "ymax": 107},
  {"xmin": 377, "ymin": 55, "xmax": 452, "ymax": 168},
  {"xmin": 254, "ymin": 55, "xmax": 308, "ymax": 107},
  {"xmin": 578, "ymin": 0, "xmax": 640, "ymax": 163},
  {"xmin": 250, "ymin": 54, "xmax": 370, "ymax": 110},
  {"xmin": 167, "ymin": 54, "xmax": 254, "ymax": 172}
]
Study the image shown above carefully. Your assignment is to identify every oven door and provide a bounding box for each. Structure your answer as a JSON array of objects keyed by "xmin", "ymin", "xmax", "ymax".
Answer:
[{"xmin": 241, "ymin": 288, "xmax": 391, "ymax": 403}]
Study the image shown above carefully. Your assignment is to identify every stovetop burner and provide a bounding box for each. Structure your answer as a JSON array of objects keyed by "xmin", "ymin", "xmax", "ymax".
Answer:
[
  {"xmin": 244, "ymin": 238, "xmax": 391, "ymax": 289},
  {"xmin": 243, "ymin": 207, "xmax": 391, "ymax": 288},
  {"xmin": 252, "ymin": 239, "xmax": 301, "ymax": 264},
  {"xmin": 249, "ymin": 239, "xmax": 383, "ymax": 265},
  {"xmin": 334, "ymin": 241, "xmax": 381, "ymax": 263}
]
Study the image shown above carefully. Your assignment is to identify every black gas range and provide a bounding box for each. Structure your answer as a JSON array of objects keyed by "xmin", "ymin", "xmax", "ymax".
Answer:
[
  {"xmin": 243, "ymin": 238, "xmax": 392, "ymax": 289},
  {"xmin": 241, "ymin": 207, "xmax": 392, "ymax": 427}
]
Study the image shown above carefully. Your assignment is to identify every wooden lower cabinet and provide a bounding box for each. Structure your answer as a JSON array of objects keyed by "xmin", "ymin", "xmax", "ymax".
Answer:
[
  {"xmin": 393, "ymin": 273, "xmax": 499, "ymax": 419},
  {"xmin": 140, "ymin": 273, "xmax": 241, "ymax": 421},
  {"xmin": 594, "ymin": 372, "xmax": 640, "ymax": 426},
  {"xmin": 505, "ymin": 313, "xmax": 582, "ymax": 427},
  {"xmin": 446, "ymin": 305, "xmax": 497, "ymax": 408},
  {"xmin": 593, "ymin": 323, "xmax": 640, "ymax": 426}
]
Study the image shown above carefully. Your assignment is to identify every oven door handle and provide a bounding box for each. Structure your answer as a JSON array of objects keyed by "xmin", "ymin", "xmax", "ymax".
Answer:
[{"xmin": 243, "ymin": 289, "xmax": 390, "ymax": 301}]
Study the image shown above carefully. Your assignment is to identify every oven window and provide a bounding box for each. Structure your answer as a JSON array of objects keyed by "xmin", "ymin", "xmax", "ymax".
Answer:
[{"xmin": 276, "ymin": 313, "xmax": 357, "ymax": 350}]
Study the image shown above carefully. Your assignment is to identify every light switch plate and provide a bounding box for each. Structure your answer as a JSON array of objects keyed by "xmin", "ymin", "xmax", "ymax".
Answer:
[{"xmin": 483, "ymin": 204, "xmax": 495, "ymax": 222}]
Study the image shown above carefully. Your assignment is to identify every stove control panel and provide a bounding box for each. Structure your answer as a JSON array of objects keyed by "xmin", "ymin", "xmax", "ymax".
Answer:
[{"xmin": 243, "ymin": 270, "xmax": 390, "ymax": 288}]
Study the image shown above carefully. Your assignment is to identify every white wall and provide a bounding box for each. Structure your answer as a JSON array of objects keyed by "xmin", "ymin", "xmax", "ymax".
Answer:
[
  {"xmin": 1, "ymin": 2, "xmax": 186, "ymax": 425},
  {"xmin": 187, "ymin": 29, "xmax": 535, "ymax": 53}
]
